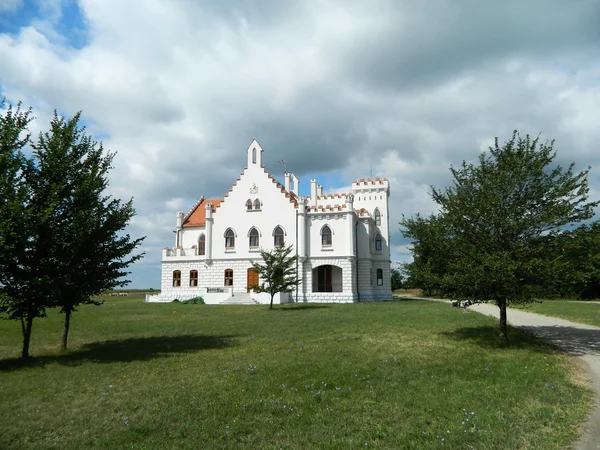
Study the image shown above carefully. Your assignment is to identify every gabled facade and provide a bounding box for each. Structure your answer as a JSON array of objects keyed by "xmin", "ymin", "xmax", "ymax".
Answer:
[{"xmin": 148, "ymin": 140, "xmax": 392, "ymax": 304}]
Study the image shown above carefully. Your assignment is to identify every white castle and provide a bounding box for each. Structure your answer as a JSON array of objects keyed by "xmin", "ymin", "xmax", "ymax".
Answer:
[{"xmin": 148, "ymin": 140, "xmax": 392, "ymax": 304}]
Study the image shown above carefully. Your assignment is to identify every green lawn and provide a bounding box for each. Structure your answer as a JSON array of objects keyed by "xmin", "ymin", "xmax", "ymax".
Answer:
[
  {"xmin": 0, "ymin": 296, "xmax": 592, "ymax": 449},
  {"xmin": 520, "ymin": 300, "xmax": 600, "ymax": 328}
]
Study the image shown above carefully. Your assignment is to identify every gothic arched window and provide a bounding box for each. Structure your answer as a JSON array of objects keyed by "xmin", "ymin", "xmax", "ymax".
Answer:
[
  {"xmin": 254, "ymin": 199, "xmax": 261, "ymax": 210},
  {"xmin": 246, "ymin": 199, "xmax": 253, "ymax": 211},
  {"xmin": 198, "ymin": 234, "xmax": 206, "ymax": 255},
  {"xmin": 321, "ymin": 225, "xmax": 332, "ymax": 246},
  {"xmin": 225, "ymin": 228, "xmax": 235, "ymax": 248},
  {"xmin": 375, "ymin": 234, "xmax": 382, "ymax": 251},
  {"xmin": 374, "ymin": 208, "xmax": 381, "ymax": 226},
  {"xmin": 273, "ymin": 226, "xmax": 284, "ymax": 247},
  {"xmin": 249, "ymin": 227, "xmax": 260, "ymax": 248}
]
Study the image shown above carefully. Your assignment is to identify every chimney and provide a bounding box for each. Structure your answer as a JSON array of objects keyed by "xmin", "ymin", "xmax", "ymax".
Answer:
[
  {"xmin": 284, "ymin": 173, "xmax": 291, "ymax": 192},
  {"xmin": 176, "ymin": 211, "xmax": 184, "ymax": 229},
  {"xmin": 310, "ymin": 179, "xmax": 318, "ymax": 207},
  {"xmin": 317, "ymin": 185, "xmax": 323, "ymax": 197}
]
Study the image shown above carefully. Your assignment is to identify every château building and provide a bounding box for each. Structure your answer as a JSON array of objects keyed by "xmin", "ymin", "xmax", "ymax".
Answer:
[{"xmin": 147, "ymin": 140, "xmax": 392, "ymax": 304}]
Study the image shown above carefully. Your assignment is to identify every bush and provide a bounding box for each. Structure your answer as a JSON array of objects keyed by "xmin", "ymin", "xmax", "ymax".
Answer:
[{"xmin": 181, "ymin": 296, "xmax": 205, "ymax": 305}]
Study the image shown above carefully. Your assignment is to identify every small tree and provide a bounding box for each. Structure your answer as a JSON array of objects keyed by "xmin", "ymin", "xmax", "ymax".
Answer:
[
  {"xmin": 0, "ymin": 99, "xmax": 47, "ymax": 359},
  {"xmin": 403, "ymin": 131, "xmax": 598, "ymax": 343},
  {"xmin": 251, "ymin": 244, "xmax": 300, "ymax": 309},
  {"xmin": 30, "ymin": 112, "xmax": 145, "ymax": 350}
]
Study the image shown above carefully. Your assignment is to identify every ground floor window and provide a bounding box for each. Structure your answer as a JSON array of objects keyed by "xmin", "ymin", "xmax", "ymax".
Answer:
[
  {"xmin": 190, "ymin": 270, "xmax": 198, "ymax": 287},
  {"xmin": 173, "ymin": 270, "xmax": 181, "ymax": 287},
  {"xmin": 224, "ymin": 269, "xmax": 233, "ymax": 286},
  {"xmin": 377, "ymin": 268, "xmax": 383, "ymax": 286}
]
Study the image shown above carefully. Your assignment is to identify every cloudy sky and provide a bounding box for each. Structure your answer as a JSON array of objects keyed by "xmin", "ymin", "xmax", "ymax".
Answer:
[{"xmin": 2, "ymin": 0, "xmax": 600, "ymax": 288}]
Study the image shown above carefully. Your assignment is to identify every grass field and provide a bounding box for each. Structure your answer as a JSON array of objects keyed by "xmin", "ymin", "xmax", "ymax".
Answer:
[
  {"xmin": 520, "ymin": 300, "xmax": 600, "ymax": 328},
  {"xmin": 0, "ymin": 296, "xmax": 592, "ymax": 449}
]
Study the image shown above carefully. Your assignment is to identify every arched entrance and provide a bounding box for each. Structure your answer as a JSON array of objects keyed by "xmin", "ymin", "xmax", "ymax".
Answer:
[{"xmin": 312, "ymin": 265, "xmax": 343, "ymax": 292}]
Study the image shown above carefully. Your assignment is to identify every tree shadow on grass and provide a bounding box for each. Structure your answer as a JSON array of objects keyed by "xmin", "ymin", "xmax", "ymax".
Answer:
[
  {"xmin": 277, "ymin": 304, "xmax": 331, "ymax": 311},
  {"xmin": 0, "ymin": 334, "xmax": 238, "ymax": 372},
  {"xmin": 440, "ymin": 326, "xmax": 555, "ymax": 353},
  {"xmin": 442, "ymin": 324, "xmax": 600, "ymax": 357}
]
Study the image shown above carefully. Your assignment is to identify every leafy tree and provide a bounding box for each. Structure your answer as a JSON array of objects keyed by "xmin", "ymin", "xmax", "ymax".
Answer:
[
  {"xmin": 391, "ymin": 268, "xmax": 404, "ymax": 291},
  {"xmin": 29, "ymin": 112, "xmax": 145, "ymax": 350},
  {"xmin": 401, "ymin": 214, "xmax": 455, "ymax": 296},
  {"xmin": 0, "ymin": 99, "xmax": 48, "ymax": 359},
  {"xmin": 0, "ymin": 101, "xmax": 144, "ymax": 358},
  {"xmin": 251, "ymin": 244, "xmax": 300, "ymax": 309},
  {"xmin": 402, "ymin": 132, "xmax": 598, "ymax": 343}
]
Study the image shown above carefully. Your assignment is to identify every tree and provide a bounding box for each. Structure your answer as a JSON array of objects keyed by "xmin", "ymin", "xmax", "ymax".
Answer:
[
  {"xmin": 401, "ymin": 213, "xmax": 456, "ymax": 296},
  {"xmin": 0, "ymin": 101, "xmax": 144, "ymax": 358},
  {"xmin": 402, "ymin": 132, "xmax": 598, "ymax": 343},
  {"xmin": 251, "ymin": 244, "xmax": 300, "ymax": 309},
  {"xmin": 391, "ymin": 268, "xmax": 404, "ymax": 291},
  {"xmin": 29, "ymin": 112, "xmax": 145, "ymax": 350},
  {"xmin": 0, "ymin": 99, "xmax": 48, "ymax": 359}
]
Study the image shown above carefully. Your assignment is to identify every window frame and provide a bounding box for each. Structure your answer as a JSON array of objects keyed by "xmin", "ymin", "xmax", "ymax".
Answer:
[
  {"xmin": 249, "ymin": 227, "xmax": 260, "ymax": 248},
  {"xmin": 377, "ymin": 268, "xmax": 383, "ymax": 286},
  {"xmin": 246, "ymin": 199, "xmax": 253, "ymax": 211},
  {"xmin": 224, "ymin": 269, "xmax": 233, "ymax": 286},
  {"xmin": 190, "ymin": 270, "xmax": 198, "ymax": 287},
  {"xmin": 375, "ymin": 234, "xmax": 382, "ymax": 252},
  {"xmin": 321, "ymin": 225, "xmax": 332, "ymax": 246},
  {"xmin": 253, "ymin": 199, "xmax": 261, "ymax": 210},
  {"xmin": 273, "ymin": 226, "xmax": 285, "ymax": 247},
  {"xmin": 198, "ymin": 234, "xmax": 206, "ymax": 255},
  {"xmin": 375, "ymin": 209, "xmax": 381, "ymax": 226},
  {"xmin": 225, "ymin": 228, "xmax": 235, "ymax": 249},
  {"xmin": 173, "ymin": 270, "xmax": 181, "ymax": 287}
]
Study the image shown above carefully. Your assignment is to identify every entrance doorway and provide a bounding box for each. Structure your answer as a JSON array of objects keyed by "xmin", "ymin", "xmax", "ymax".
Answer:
[{"xmin": 247, "ymin": 268, "xmax": 259, "ymax": 292}]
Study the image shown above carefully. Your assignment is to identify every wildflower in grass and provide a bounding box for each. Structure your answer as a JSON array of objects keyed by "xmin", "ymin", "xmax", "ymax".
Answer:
[{"xmin": 335, "ymin": 387, "xmax": 340, "ymax": 391}]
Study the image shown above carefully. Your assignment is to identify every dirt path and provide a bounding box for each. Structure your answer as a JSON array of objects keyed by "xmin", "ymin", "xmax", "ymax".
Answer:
[{"xmin": 467, "ymin": 303, "xmax": 600, "ymax": 450}]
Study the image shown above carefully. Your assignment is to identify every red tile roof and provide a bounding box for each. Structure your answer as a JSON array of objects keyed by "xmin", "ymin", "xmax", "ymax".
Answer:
[{"xmin": 183, "ymin": 199, "xmax": 223, "ymax": 227}]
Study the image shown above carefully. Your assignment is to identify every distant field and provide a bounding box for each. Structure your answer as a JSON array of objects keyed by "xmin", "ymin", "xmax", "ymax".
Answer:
[
  {"xmin": 520, "ymin": 300, "xmax": 600, "ymax": 328},
  {"xmin": 0, "ymin": 295, "xmax": 591, "ymax": 449}
]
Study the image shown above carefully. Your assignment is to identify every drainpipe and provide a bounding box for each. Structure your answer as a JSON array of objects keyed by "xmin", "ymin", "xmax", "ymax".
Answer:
[
  {"xmin": 355, "ymin": 219, "xmax": 360, "ymax": 302},
  {"xmin": 295, "ymin": 209, "xmax": 299, "ymax": 304}
]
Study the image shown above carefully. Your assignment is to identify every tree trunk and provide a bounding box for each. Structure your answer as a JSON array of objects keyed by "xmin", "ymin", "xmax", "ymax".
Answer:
[
  {"xmin": 21, "ymin": 301, "xmax": 34, "ymax": 359},
  {"xmin": 498, "ymin": 300, "xmax": 509, "ymax": 345},
  {"xmin": 270, "ymin": 293, "xmax": 274, "ymax": 310},
  {"xmin": 61, "ymin": 309, "xmax": 71, "ymax": 351}
]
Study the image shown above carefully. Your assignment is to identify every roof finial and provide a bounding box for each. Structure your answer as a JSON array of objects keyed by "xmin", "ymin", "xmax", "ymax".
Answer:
[{"xmin": 281, "ymin": 159, "xmax": 287, "ymax": 174}]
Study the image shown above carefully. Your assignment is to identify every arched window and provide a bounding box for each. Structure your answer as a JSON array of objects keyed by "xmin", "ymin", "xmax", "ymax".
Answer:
[
  {"xmin": 374, "ymin": 208, "xmax": 381, "ymax": 226},
  {"xmin": 225, "ymin": 228, "xmax": 235, "ymax": 248},
  {"xmin": 190, "ymin": 270, "xmax": 198, "ymax": 287},
  {"xmin": 273, "ymin": 226, "xmax": 284, "ymax": 247},
  {"xmin": 246, "ymin": 199, "xmax": 253, "ymax": 211},
  {"xmin": 172, "ymin": 270, "xmax": 181, "ymax": 287},
  {"xmin": 254, "ymin": 199, "xmax": 261, "ymax": 210},
  {"xmin": 375, "ymin": 234, "xmax": 382, "ymax": 251},
  {"xmin": 224, "ymin": 269, "xmax": 233, "ymax": 286},
  {"xmin": 321, "ymin": 225, "xmax": 332, "ymax": 246},
  {"xmin": 249, "ymin": 227, "xmax": 260, "ymax": 247},
  {"xmin": 377, "ymin": 268, "xmax": 383, "ymax": 286},
  {"xmin": 252, "ymin": 147, "xmax": 257, "ymax": 164},
  {"xmin": 198, "ymin": 234, "xmax": 206, "ymax": 255}
]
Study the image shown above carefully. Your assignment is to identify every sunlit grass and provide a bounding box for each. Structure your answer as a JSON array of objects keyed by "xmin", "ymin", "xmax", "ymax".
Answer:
[{"xmin": 0, "ymin": 296, "xmax": 591, "ymax": 449}]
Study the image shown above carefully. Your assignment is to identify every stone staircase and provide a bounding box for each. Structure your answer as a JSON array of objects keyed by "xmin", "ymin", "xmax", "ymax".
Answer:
[{"xmin": 219, "ymin": 292, "xmax": 260, "ymax": 305}]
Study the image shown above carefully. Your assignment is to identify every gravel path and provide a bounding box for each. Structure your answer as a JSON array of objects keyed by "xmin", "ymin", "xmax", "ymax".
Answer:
[{"xmin": 468, "ymin": 303, "xmax": 600, "ymax": 450}]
